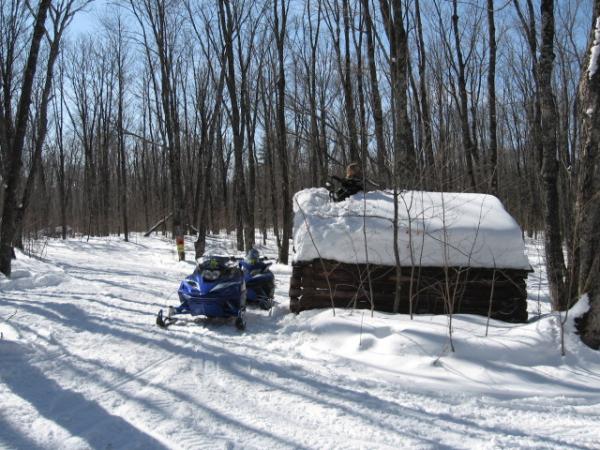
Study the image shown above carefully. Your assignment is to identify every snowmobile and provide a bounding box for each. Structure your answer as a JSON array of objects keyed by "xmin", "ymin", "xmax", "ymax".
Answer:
[
  {"xmin": 156, "ymin": 256, "xmax": 247, "ymax": 330},
  {"xmin": 239, "ymin": 249, "xmax": 275, "ymax": 310}
]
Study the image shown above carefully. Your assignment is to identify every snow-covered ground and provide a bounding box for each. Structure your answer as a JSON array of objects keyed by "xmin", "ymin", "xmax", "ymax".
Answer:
[{"xmin": 1, "ymin": 233, "xmax": 599, "ymax": 449}]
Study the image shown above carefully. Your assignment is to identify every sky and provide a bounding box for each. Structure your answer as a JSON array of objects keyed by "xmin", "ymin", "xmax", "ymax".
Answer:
[{"xmin": 67, "ymin": 0, "xmax": 110, "ymax": 37}]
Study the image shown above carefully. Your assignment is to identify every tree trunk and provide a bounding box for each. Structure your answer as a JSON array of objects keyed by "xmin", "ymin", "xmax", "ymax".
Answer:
[
  {"xmin": 362, "ymin": 0, "xmax": 387, "ymax": 182},
  {"xmin": 274, "ymin": 0, "xmax": 291, "ymax": 264},
  {"xmin": 513, "ymin": 0, "xmax": 544, "ymax": 229},
  {"xmin": 341, "ymin": 0, "xmax": 359, "ymax": 162},
  {"xmin": 195, "ymin": 69, "xmax": 225, "ymax": 259},
  {"xmin": 116, "ymin": 17, "xmax": 129, "ymax": 242},
  {"xmin": 575, "ymin": 1, "xmax": 600, "ymax": 348},
  {"xmin": 451, "ymin": 0, "xmax": 477, "ymax": 191},
  {"xmin": 539, "ymin": 0, "xmax": 567, "ymax": 310},
  {"xmin": 415, "ymin": 0, "xmax": 434, "ymax": 178},
  {"xmin": 218, "ymin": 0, "xmax": 249, "ymax": 252},
  {"xmin": 242, "ymin": 80, "xmax": 257, "ymax": 252},
  {"xmin": 487, "ymin": 0, "xmax": 499, "ymax": 195},
  {"xmin": 380, "ymin": 0, "xmax": 415, "ymax": 185},
  {"xmin": 0, "ymin": 0, "xmax": 51, "ymax": 277},
  {"xmin": 14, "ymin": 12, "xmax": 65, "ymax": 247}
]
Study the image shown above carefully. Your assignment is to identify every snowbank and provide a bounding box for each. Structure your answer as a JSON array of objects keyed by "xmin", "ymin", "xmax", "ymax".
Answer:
[
  {"xmin": 293, "ymin": 188, "xmax": 530, "ymax": 269},
  {"xmin": 281, "ymin": 301, "xmax": 600, "ymax": 398},
  {"xmin": 0, "ymin": 251, "xmax": 68, "ymax": 290}
]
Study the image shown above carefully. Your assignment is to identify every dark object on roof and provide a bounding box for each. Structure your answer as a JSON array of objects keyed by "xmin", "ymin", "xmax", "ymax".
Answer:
[{"xmin": 326, "ymin": 175, "xmax": 364, "ymax": 202}]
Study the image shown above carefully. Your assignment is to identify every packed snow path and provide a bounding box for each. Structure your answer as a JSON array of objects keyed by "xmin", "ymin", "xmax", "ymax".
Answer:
[{"xmin": 1, "ymin": 235, "xmax": 599, "ymax": 449}]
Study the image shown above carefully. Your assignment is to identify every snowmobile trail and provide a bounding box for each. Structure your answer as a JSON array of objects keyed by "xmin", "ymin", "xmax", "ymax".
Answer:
[{"xmin": 1, "ymin": 234, "xmax": 599, "ymax": 449}]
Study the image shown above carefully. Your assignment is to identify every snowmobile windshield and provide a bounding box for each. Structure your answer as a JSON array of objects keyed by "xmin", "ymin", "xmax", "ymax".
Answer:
[{"xmin": 197, "ymin": 256, "xmax": 235, "ymax": 270}]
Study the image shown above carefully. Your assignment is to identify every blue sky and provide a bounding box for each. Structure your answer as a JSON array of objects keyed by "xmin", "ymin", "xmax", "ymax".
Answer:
[{"xmin": 67, "ymin": 0, "xmax": 107, "ymax": 37}]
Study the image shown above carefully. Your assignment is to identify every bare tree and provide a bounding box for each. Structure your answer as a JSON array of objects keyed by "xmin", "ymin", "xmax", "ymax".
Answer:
[
  {"xmin": 487, "ymin": 0, "xmax": 499, "ymax": 195},
  {"xmin": 273, "ymin": 0, "xmax": 292, "ymax": 264},
  {"xmin": 414, "ymin": 0, "xmax": 434, "ymax": 178},
  {"xmin": 217, "ymin": 0, "xmax": 251, "ymax": 251},
  {"xmin": 130, "ymin": 0, "xmax": 186, "ymax": 260},
  {"xmin": 450, "ymin": 0, "xmax": 479, "ymax": 191},
  {"xmin": 13, "ymin": 1, "xmax": 86, "ymax": 248},
  {"xmin": 380, "ymin": 0, "xmax": 415, "ymax": 184},
  {"xmin": 324, "ymin": 0, "xmax": 359, "ymax": 163},
  {"xmin": 51, "ymin": 52, "xmax": 76, "ymax": 240},
  {"xmin": 113, "ymin": 11, "xmax": 129, "ymax": 242},
  {"xmin": 0, "ymin": 0, "xmax": 52, "ymax": 276},
  {"xmin": 539, "ymin": 0, "xmax": 568, "ymax": 310}
]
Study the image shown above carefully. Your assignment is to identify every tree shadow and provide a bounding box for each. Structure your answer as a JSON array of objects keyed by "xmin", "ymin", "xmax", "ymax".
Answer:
[
  {"xmin": 3, "ymin": 292, "xmax": 597, "ymax": 449},
  {"xmin": 0, "ymin": 341, "xmax": 168, "ymax": 449},
  {"xmin": 0, "ymin": 413, "xmax": 46, "ymax": 450},
  {"xmin": 1, "ymin": 301, "xmax": 310, "ymax": 448}
]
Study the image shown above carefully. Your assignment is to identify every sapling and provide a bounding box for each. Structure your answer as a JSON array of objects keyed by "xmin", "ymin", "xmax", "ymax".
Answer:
[
  {"xmin": 438, "ymin": 194, "xmax": 485, "ymax": 351},
  {"xmin": 536, "ymin": 240, "xmax": 543, "ymax": 318},
  {"xmin": 440, "ymin": 192, "xmax": 456, "ymax": 352},
  {"xmin": 486, "ymin": 258, "xmax": 497, "ymax": 337},
  {"xmin": 392, "ymin": 186, "xmax": 403, "ymax": 313},
  {"xmin": 361, "ymin": 171, "xmax": 375, "ymax": 317},
  {"xmin": 359, "ymin": 311, "xmax": 365, "ymax": 348},
  {"xmin": 399, "ymin": 190, "xmax": 422, "ymax": 319}
]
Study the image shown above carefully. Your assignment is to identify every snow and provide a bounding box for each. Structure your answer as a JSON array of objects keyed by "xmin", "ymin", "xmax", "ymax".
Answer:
[
  {"xmin": 1, "ymin": 234, "xmax": 599, "ymax": 449},
  {"xmin": 589, "ymin": 16, "xmax": 600, "ymax": 79},
  {"xmin": 293, "ymin": 188, "xmax": 530, "ymax": 269}
]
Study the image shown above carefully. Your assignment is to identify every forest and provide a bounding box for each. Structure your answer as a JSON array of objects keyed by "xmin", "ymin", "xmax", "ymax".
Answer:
[{"xmin": 0, "ymin": 0, "xmax": 599, "ymax": 348}]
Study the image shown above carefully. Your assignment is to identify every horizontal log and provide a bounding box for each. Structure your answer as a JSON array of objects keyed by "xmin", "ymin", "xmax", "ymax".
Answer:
[
  {"xmin": 327, "ymin": 280, "xmax": 517, "ymax": 295},
  {"xmin": 301, "ymin": 271, "xmax": 404, "ymax": 285},
  {"xmin": 301, "ymin": 265, "xmax": 397, "ymax": 279},
  {"xmin": 296, "ymin": 297, "xmax": 510, "ymax": 312},
  {"xmin": 302, "ymin": 267, "xmax": 527, "ymax": 286},
  {"xmin": 293, "ymin": 260, "xmax": 530, "ymax": 277},
  {"xmin": 290, "ymin": 280, "xmax": 527, "ymax": 301},
  {"xmin": 293, "ymin": 291, "xmax": 526, "ymax": 313},
  {"xmin": 296, "ymin": 290, "xmax": 525, "ymax": 308},
  {"xmin": 294, "ymin": 294, "xmax": 526, "ymax": 313},
  {"xmin": 298, "ymin": 273, "xmax": 527, "ymax": 291}
]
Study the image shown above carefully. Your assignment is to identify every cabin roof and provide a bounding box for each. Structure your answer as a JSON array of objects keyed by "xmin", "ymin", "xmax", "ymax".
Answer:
[{"xmin": 292, "ymin": 188, "xmax": 530, "ymax": 270}]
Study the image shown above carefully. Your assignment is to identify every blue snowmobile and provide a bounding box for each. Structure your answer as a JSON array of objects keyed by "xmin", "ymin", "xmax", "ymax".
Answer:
[
  {"xmin": 239, "ymin": 249, "xmax": 275, "ymax": 310},
  {"xmin": 156, "ymin": 256, "xmax": 247, "ymax": 330}
]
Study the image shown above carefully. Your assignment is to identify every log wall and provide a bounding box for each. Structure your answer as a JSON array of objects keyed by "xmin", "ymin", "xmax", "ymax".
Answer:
[{"xmin": 289, "ymin": 260, "xmax": 530, "ymax": 323}]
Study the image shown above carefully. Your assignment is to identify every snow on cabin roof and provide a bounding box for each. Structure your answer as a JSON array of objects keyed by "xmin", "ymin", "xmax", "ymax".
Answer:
[{"xmin": 292, "ymin": 188, "xmax": 531, "ymax": 270}]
